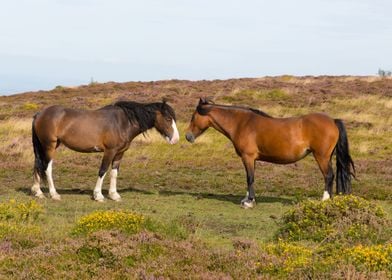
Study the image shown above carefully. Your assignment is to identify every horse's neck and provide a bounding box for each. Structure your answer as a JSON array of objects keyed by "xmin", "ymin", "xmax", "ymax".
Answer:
[{"xmin": 208, "ymin": 107, "xmax": 242, "ymax": 140}]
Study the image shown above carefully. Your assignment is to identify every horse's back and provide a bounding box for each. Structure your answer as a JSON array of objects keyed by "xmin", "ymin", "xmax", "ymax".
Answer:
[
  {"xmin": 33, "ymin": 105, "xmax": 128, "ymax": 152},
  {"xmin": 244, "ymin": 112, "xmax": 339, "ymax": 163},
  {"xmin": 36, "ymin": 105, "xmax": 120, "ymax": 125},
  {"xmin": 301, "ymin": 113, "xmax": 337, "ymax": 134}
]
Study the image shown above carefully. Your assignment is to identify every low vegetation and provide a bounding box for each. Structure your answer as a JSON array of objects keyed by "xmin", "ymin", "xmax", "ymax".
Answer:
[
  {"xmin": 0, "ymin": 197, "xmax": 391, "ymax": 279},
  {"xmin": 0, "ymin": 199, "xmax": 43, "ymax": 239},
  {"xmin": 277, "ymin": 195, "xmax": 391, "ymax": 244},
  {"xmin": 72, "ymin": 210, "xmax": 145, "ymax": 236},
  {"xmin": 0, "ymin": 76, "xmax": 391, "ymax": 278}
]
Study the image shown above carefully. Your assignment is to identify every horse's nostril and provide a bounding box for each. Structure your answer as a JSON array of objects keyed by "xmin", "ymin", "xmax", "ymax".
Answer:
[{"xmin": 185, "ymin": 132, "xmax": 194, "ymax": 143}]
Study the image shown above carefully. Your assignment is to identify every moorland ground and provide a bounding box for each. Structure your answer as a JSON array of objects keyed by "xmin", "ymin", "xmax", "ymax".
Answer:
[{"xmin": 0, "ymin": 76, "xmax": 391, "ymax": 279}]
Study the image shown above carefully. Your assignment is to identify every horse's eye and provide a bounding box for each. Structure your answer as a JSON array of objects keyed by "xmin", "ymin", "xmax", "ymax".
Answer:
[{"xmin": 165, "ymin": 116, "xmax": 172, "ymax": 122}]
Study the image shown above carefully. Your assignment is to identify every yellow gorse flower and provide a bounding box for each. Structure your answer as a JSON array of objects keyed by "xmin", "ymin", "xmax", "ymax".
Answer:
[
  {"xmin": 259, "ymin": 241, "xmax": 312, "ymax": 273},
  {"xmin": 73, "ymin": 210, "xmax": 145, "ymax": 235},
  {"xmin": 0, "ymin": 199, "xmax": 43, "ymax": 238},
  {"xmin": 346, "ymin": 244, "xmax": 392, "ymax": 271}
]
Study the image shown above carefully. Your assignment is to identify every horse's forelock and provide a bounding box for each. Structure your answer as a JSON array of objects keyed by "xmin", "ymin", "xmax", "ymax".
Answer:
[{"xmin": 161, "ymin": 103, "xmax": 176, "ymax": 121}]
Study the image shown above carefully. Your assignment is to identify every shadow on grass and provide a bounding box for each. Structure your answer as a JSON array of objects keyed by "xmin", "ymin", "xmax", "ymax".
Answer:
[
  {"xmin": 157, "ymin": 190, "xmax": 295, "ymax": 205},
  {"xmin": 16, "ymin": 186, "xmax": 294, "ymax": 205},
  {"xmin": 16, "ymin": 186, "xmax": 154, "ymax": 197}
]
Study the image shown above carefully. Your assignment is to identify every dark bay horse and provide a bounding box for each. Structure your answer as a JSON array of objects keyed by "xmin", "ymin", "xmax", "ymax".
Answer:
[
  {"xmin": 32, "ymin": 100, "xmax": 179, "ymax": 201},
  {"xmin": 186, "ymin": 98, "xmax": 355, "ymax": 208}
]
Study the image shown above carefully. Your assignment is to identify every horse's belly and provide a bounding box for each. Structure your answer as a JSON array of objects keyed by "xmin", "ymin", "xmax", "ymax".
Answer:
[
  {"xmin": 257, "ymin": 146, "xmax": 311, "ymax": 164},
  {"xmin": 61, "ymin": 140, "xmax": 104, "ymax": 153},
  {"xmin": 59, "ymin": 134, "xmax": 105, "ymax": 153}
]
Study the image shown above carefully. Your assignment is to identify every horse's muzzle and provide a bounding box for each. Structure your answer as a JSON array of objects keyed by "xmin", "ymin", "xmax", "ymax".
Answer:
[
  {"xmin": 185, "ymin": 132, "xmax": 195, "ymax": 143},
  {"xmin": 168, "ymin": 120, "xmax": 180, "ymax": 144}
]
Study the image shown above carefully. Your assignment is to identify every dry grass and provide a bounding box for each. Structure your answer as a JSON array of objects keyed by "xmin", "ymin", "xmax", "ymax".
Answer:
[
  {"xmin": 0, "ymin": 76, "xmax": 391, "ymax": 279},
  {"xmin": 0, "ymin": 118, "xmax": 33, "ymax": 164}
]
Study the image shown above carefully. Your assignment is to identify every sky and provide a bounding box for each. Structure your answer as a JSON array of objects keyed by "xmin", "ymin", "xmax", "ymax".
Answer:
[{"xmin": 0, "ymin": 0, "xmax": 391, "ymax": 94}]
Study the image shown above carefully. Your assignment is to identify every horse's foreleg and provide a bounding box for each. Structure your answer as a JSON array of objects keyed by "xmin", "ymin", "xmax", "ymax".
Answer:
[
  {"xmin": 94, "ymin": 150, "xmax": 116, "ymax": 202},
  {"xmin": 108, "ymin": 152, "xmax": 124, "ymax": 201},
  {"xmin": 241, "ymin": 155, "xmax": 256, "ymax": 209}
]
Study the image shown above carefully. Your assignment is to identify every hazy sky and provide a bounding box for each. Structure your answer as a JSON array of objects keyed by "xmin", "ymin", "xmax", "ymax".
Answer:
[{"xmin": 0, "ymin": 0, "xmax": 391, "ymax": 94}]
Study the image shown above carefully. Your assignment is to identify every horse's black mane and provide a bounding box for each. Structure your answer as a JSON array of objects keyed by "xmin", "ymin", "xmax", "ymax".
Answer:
[
  {"xmin": 197, "ymin": 101, "xmax": 272, "ymax": 118},
  {"xmin": 114, "ymin": 101, "xmax": 176, "ymax": 132}
]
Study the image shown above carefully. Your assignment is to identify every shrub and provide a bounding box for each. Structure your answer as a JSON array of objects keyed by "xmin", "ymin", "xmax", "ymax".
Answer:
[
  {"xmin": 0, "ymin": 199, "xmax": 43, "ymax": 239},
  {"xmin": 22, "ymin": 102, "xmax": 39, "ymax": 110},
  {"xmin": 346, "ymin": 244, "xmax": 392, "ymax": 272},
  {"xmin": 73, "ymin": 210, "xmax": 145, "ymax": 235},
  {"xmin": 277, "ymin": 195, "xmax": 391, "ymax": 244},
  {"xmin": 257, "ymin": 240, "xmax": 312, "ymax": 275},
  {"xmin": 0, "ymin": 199, "xmax": 43, "ymax": 223}
]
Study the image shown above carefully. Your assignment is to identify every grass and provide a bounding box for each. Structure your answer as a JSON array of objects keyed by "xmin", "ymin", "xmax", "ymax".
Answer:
[{"xmin": 0, "ymin": 76, "xmax": 391, "ymax": 278}]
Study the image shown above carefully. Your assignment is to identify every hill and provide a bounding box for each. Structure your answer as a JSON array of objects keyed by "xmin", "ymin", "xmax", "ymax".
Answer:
[{"xmin": 0, "ymin": 76, "xmax": 391, "ymax": 279}]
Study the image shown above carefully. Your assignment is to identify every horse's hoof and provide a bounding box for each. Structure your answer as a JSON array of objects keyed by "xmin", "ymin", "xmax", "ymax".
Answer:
[
  {"xmin": 241, "ymin": 199, "xmax": 256, "ymax": 209},
  {"xmin": 51, "ymin": 194, "xmax": 61, "ymax": 201},
  {"xmin": 93, "ymin": 191, "xmax": 105, "ymax": 201},
  {"xmin": 94, "ymin": 197, "xmax": 105, "ymax": 202},
  {"xmin": 34, "ymin": 192, "xmax": 46, "ymax": 199},
  {"xmin": 109, "ymin": 192, "xmax": 121, "ymax": 201},
  {"xmin": 241, "ymin": 197, "xmax": 249, "ymax": 204}
]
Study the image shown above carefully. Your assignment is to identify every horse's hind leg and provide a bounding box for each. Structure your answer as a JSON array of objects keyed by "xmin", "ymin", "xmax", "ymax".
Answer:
[
  {"xmin": 46, "ymin": 143, "xmax": 61, "ymax": 200},
  {"xmin": 32, "ymin": 172, "xmax": 45, "ymax": 199},
  {"xmin": 314, "ymin": 153, "xmax": 334, "ymax": 201},
  {"xmin": 108, "ymin": 152, "xmax": 124, "ymax": 201},
  {"xmin": 31, "ymin": 139, "xmax": 60, "ymax": 200},
  {"xmin": 93, "ymin": 149, "xmax": 116, "ymax": 202}
]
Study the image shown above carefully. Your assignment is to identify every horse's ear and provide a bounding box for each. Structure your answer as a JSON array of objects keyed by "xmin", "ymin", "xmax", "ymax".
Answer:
[
  {"xmin": 206, "ymin": 97, "xmax": 214, "ymax": 104},
  {"xmin": 161, "ymin": 97, "xmax": 169, "ymax": 108},
  {"xmin": 199, "ymin": 97, "xmax": 213, "ymax": 105}
]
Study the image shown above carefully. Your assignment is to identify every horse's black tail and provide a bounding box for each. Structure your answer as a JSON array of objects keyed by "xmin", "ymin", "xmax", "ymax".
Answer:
[
  {"xmin": 334, "ymin": 119, "xmax": 355, "ymax": 194},
  {"xmin": 32, "ymin": 114, "xmax": 48, "ymax": 183}
]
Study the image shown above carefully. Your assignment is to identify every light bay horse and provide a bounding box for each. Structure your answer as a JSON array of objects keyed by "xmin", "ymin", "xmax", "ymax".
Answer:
[{"xmin": 186, "ymin": 98, "xmax": 355, "ymax": 208}]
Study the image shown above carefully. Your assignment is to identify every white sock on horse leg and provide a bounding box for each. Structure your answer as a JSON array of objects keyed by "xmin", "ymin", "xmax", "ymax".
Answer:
[
  {"xmin": 241, "ymin": 191, "xmax": 250, "ymax": 203},
  {"xmin": 94, "ymin": 173, "xmax": 106, "ymax": 201},
  {"xmin": 109, "ymin": 169, "xmax": 121, "ymax": 201},
  {"xmin": 46, "ymin": 160, "xmax": 60, "ymax": 200},
  {"xmin": 31, "ymin": 173, "xmax": 44, "ymax": 198},
  {"xmin": 322, "ymin": 191, "xmax": 330, "ymax": 201}
]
